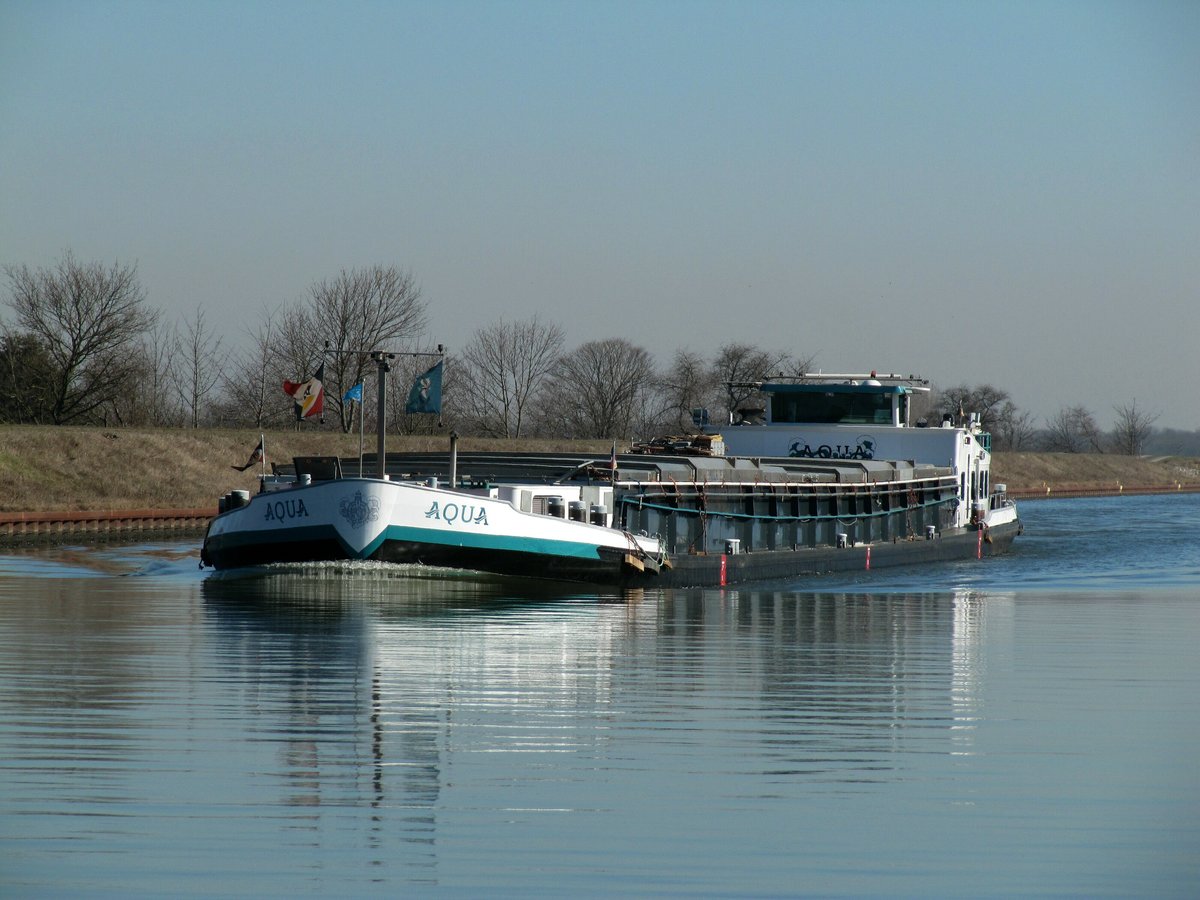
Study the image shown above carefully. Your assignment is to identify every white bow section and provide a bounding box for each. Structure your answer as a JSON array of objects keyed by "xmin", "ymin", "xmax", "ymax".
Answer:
[{"xmin": 329, "ymin": 483, "xmax": 395, "ymax": 555}]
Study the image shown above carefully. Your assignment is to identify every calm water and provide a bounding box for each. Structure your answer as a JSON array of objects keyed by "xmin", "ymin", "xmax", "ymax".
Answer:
[{"xmin": 1, "ymin": 495, "xmax": 1198, "ymax": 897}]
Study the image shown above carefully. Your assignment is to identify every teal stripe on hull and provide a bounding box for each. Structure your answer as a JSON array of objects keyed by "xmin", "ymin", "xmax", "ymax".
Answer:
[{"xmin": 365, "ymin": 523, "xmax": 609, "ymax": 561}]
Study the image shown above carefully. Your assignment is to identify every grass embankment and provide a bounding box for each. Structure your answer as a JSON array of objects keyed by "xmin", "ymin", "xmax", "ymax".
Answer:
[
  {"xmin": 0, "ymin": 426, "xmax": 610, "ymax": 513},
  {"xmin": 993, "ymin": 452, "xmax": 1200, "ymax": 497},
  {"xmin": 0, "ymin": 426, "xmax": 1198, "ymax": 513}
]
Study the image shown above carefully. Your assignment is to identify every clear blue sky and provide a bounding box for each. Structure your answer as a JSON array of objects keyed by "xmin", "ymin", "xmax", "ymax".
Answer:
[{"xmin": 2, "ymin": 0, "xmax": 1197, "ymax": 428}]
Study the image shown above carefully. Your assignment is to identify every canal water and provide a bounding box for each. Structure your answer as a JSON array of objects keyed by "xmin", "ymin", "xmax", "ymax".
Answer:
[{"xmin": 1, "ymin": 495, "xmax": 1198, "ymax": 897}]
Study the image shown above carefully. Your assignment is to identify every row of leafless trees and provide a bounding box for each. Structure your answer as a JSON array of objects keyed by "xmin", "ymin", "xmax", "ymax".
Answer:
[
  {"xmin": 937, "ymin": 384, "xmax": 1159, "ymax": 455},
  {"xmin": 0, "ymin": 254, "xmax": 1162, "ymax": 453},
  {"xmin": 1, "ymin": 255, "xmax": 429, "ymax": 431}
]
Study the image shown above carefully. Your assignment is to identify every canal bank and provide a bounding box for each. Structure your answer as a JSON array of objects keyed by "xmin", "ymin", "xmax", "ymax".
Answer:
[{"xmin": 1, "ymin": 426, "xmax": 1199, "ymax": 544}]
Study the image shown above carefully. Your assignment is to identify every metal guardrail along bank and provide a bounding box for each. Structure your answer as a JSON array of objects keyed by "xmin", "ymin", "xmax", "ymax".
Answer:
[
  {"xmin": 0, "ymin": 508, "xmax": 216, "ymax": 546},
  {"xmin": 1007, "ymin": 482, "xmax": 1200, "ymax": 499}
]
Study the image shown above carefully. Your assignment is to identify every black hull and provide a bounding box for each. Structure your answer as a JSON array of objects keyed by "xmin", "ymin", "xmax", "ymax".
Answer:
[
  {"xmin": 201, "ymin": 522, "xmax": 631, "ymax": 585},
  {"xmin": 204, "ymin": 519, "xmax": 1019, "ymax": 590},
  {"xmin": 624, "ymin": 519, "xmax": 1021, "ymax": 589},
  {"xmin": 370, "ymin": 539, "xmax": 629, "ymax": 585}
]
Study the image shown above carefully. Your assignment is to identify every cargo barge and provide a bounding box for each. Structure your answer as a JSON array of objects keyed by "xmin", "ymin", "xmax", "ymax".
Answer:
[{"xmin": 200, "ymin": 367, "xmax": 1019, "ymax": 588}]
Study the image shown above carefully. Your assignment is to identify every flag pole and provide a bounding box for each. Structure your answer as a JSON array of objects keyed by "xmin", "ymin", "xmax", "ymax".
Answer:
[
  {"xmin": 372, "ymin": 351, "xmax": 394, "ymax": 479},
  {"xmin": 260, "ymin": 433, "xmax": 266, "ymax": 477},
  {"xmin": 358, "ymin": 388, "xmax": 365, "ymax": 476}
]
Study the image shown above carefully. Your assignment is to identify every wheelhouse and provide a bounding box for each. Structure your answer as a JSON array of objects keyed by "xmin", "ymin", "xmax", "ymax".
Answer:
[{"xmin": 762, "ymin": 381, "xmax": 918, "ymax": 427}]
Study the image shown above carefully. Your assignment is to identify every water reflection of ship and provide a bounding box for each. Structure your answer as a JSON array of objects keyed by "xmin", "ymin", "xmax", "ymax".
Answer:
[
  {"xmin": 202, "ymin": 578, "xmax": 444, "ymax": 873},
  {"xmin": 201, "ymin": 576, "xmax": 1005, "ymax": 869},
  {"xmin": 951, "ymin": 588, "xmax": 1014, "ymax": 755},
  {"xmin": 649, "ymin": 589, "xmax": 1001, "ymax": 773},
  {"xmin": 200, "ymin": 574, "xmax": 632, "ymax": 878}
]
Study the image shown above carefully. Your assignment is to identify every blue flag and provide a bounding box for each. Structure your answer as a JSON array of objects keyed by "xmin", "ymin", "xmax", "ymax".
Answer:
[
  {"xmin": 405, "ymin": 361, "xmax": 442, "ymax": 414},
  {"xmin": 343, "ymin": 382, "xmax": 363, "ymax": 403}
]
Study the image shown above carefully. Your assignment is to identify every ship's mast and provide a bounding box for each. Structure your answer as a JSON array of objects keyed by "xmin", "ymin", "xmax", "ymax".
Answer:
[
  {"xmin": 368, "ymin": 344, "xmax": 445, "ymax": 480},
  {"xmin": 324, "ymin": 343, "xmax": 444, "ymax": 480},
  {"xmin": 370, "ymin": 351, "xmax": 394, "ymax": 479}
]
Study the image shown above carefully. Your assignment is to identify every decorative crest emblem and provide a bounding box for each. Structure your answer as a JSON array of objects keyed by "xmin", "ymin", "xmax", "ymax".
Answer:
[{"xmin": 339, "ymin": 490, "xmax": 381, "ymax": 528}]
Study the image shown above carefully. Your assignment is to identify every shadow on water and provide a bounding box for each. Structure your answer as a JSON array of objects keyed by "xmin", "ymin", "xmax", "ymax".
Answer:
[
  {"xmin": 0, "ymin": 540, "xmax": 203, "ymax": 579},
  {"xmin": 199, "ymin": 560, "xmax": 633, "ymax": 622}
]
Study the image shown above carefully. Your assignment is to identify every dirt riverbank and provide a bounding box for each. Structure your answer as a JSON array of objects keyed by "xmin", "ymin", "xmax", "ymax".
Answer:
[{"xmin": 1, "ymin": 426, "xmax": 1198, "ymax": 514}]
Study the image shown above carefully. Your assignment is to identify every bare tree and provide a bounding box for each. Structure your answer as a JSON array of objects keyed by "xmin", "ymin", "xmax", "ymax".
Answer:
[
  {"xmin": 1043, "ymin": 405, "xmax": 1104, "ymax": 453},
  {"xmin": 3, "ymin": 252, "xmax": 159, "ymax": 425},
  {"xmin": 629, "ymin": 377, "xmax": 676, "ymax": 440},
  {"xmin": 304, "ymin": 266, "xmax": 427, "ymax": 432},
  {"xmin": 140, "ymin": 320, "xmax": 181, "ymax": 425},
  {"xmin": 938, "ymin": 383, "xmax": 1011, "ymax": 430},
  {"xmin": 273, "ymin": 303, "xmax": 319, "ymax": 387},
  {"xmin": 213, "ymin": 311, "xmax": 294, "ymax": 428},
  {"xmin": 658, "ymin": 348, "xmax": 718, "ymax": 433},
  {"xmin": 991, "ymin": 400, "xmax": 1037, "ymax": 451},
  {"xmin": 173, "ymin": 307, "xmax": 227, "ymax": 428},
  {"xmin": 105, "ymin": 320, "xmax": 180, "ymax": 426},
  {"xmin": 1110, "ymin": 400, "xmax": 1158, "ymax": 456},
  {"xmin": 709, "ymin": 343, "xmax": 790, "ymax": 425},
  {"xmin": 777, "ymin": 352, "xmax": 820, "ymax": 379},
  {"xmin": 0, "ymin": 331, "xmax": 56, "ymax": 423},
  {"xmin": 542, "ymin": 338, "xmax": 658, "ymax": 439},
  {"xmin": 457, "ymin": 316, "xmax": 564, "ymax": 437}
]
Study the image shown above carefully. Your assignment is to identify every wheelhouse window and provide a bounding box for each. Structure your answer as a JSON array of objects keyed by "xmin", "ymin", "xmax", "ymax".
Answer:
[{"xmin": 769, "ymin": 389, "xmax": 895, "ymax": 425}]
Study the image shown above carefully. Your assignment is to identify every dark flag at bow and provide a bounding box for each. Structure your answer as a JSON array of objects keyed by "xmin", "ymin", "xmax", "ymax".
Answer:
[{"xmin": 232, "ymin": 435, "xmax": 264, "ymax": 472}]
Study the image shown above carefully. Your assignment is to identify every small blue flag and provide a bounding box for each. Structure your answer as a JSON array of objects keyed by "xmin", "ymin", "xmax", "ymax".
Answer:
[
  {"xmin": 405, "ymin": 361, "xmax": 442, "ymax": 415},
  {"xmin": 343, "ymin": 382, "xmax": 363, "ymax": 404}
]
